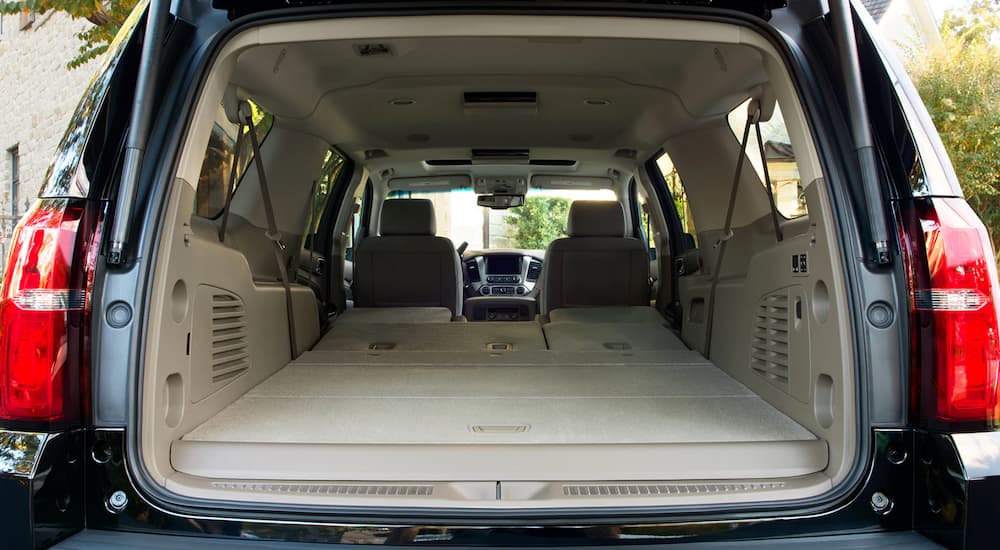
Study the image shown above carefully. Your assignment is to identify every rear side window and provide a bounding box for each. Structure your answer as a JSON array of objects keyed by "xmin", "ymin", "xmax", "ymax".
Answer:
[
  {"xmin": 193, "ymin": 100, "xmax": 273, "ymax": 218},
  {"xmin": 727, "ymin": 100, "xmax": 808, "ymax": 219},
  {"xmin": 309, "ymin": 149, "xmax": 347, "ymax": 236},
  {"xmin": 656, "ymin": 152, "xmax": 697, "ymax": 246}
]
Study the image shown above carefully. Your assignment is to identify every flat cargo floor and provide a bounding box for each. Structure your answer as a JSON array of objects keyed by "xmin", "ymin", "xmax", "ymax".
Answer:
[{"xmin": 175, "ymin": 350, "xmax": 826, "ymax": 481}]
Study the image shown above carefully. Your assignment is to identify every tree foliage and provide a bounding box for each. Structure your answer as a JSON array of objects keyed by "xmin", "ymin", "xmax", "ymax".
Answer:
[
  {"xmin": 504, "ymin": 196, "xmax": 571, "ymax": 249},
  {"xmin": 906, "ymin": 0, "xmax": 1000, "ymax": 257},
  {"xmin": 0, "ymin": 0, "xmax": 139, "ymax": 69}
]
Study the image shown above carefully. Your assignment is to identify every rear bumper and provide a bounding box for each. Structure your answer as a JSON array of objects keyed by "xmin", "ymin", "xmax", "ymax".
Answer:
[
  {"xmin": 52, "ymin": 529, "xmax": 942, "ymax": 549},
  {"xmin": 2, "ymin": 428, "xmax": 999, "ymax": 549}
]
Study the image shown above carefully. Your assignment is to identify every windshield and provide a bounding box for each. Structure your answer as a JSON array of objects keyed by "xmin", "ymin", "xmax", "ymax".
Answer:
[{"xmin": 387, "ymin": 188, "xmax": 617, "ymax": 250}]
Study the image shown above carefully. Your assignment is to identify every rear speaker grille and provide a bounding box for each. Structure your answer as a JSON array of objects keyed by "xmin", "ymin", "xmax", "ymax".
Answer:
[
  {"xmin": 751, "ymin": 292, "xmax": 790, "ymax": 389},
  {"xmin": 210, "ymin": 293, "xmax": 249, "ymax": 384},
  {"xmin": 563, "ymin": 482, "xmax": 785, "ymax": 497},
  {"xmin": 212, "ymin": 482, "xmax": 433, "ymax": 497}
]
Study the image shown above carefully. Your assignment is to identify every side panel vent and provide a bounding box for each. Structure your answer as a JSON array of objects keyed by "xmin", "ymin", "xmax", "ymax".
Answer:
[
  {"xmin": 563, "ymin": 482, "xmax": 786, "ymax": 497},
  {"xmin": 212, "ymin": 482, "xmax": 433, "ymax": 497},
  {"xmin": 751, "ymin": 292, "xmax": 790, "ymax": 390},
  {"xmin": 191, "ymin": 286, "xmax": 250, "ymax": 401},
  {"xmin": 210, "ymin": 293, "xmax": 249, "ymax": 383}
]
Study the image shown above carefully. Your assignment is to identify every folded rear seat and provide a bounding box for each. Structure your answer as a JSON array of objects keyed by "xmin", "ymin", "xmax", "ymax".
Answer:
[
  {"xmin": 337, "ymin": 307, "xmax": 456, "ymax": 324},
  {"xmin": 316, "ymin": 321, "xmax": 547, "ymax": 352}
]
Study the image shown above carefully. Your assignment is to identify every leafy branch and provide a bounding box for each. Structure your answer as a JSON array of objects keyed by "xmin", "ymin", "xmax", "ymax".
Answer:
[{"xmin": 0, "ymin": 0, "xmax": 139, "ymax": 69}]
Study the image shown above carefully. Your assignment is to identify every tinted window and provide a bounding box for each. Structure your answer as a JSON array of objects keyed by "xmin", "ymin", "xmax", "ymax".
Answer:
[
  {"xmin": 728, "ymin": 99, "xmax": 808, "ymax": 219},
  {"xmin": 193, "ymin": 101, "xmax": 273, "ymax": 219},
  {"xmin": 656, "ymin": 152, "xmax": 697, "ymax": 246}
]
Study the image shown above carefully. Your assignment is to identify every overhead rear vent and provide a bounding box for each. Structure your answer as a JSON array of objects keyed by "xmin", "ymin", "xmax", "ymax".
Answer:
[
  {"xmin": 212, "ymin": 482, "xmax": 433, "ymax": 497},
  {"xmin": 191, "ymin": 286, "xmax": 250, "ymax": 401},
  {"xmin": 563, "ymin": 481, "xmax": 786, "ymax": 497},
  {"xmin": 425, "ymin": 159, "xmax": 473, "ymax": 166},
  {"xmin": 529, "ymin": 159, "xmax": 577, "ymax": 167},
  {"xmin": 464, "ymin": 91, "xmax": 537, "ymax": 106},
  {"xmin": 751, "ymin": 292, "xmax": 790, "ymax": 390},
  {"xmin": 471, "ymin": 149, "xmax": 530, "ymax": 163}
]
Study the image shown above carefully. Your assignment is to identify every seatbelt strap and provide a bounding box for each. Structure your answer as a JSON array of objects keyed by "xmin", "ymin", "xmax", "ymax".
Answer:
[
  {"xmin": 703, "ymin": 101, "xmax": 758, "ymax": 358},
  {"xmin": 291, "ymin": 178, "xmax": 319, "ymax": 277},
  {"xmin": 217, "ymin": 119, "xmax": 246, "ymax": 243},
  {"xmin": 241, "ymin": 102, "xmax": 299, "ymax": 360},
  {"xmin": 754, "ymin": 121, "xmax": 784, "ymax": 243}
]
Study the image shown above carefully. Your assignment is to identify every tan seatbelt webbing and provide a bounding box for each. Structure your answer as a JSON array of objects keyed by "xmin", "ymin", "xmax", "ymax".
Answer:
[
  {"xmin": 704, "ymin": 101, "xmax": 758, "ymax": 358},
  {"xmin": 241, "ymin": 102, "xmax": 298, "ymax": 360},
  {"xmin": 754, "ymin": 121, "xmax": 784, "ymax": 243},
  {"xmin": 291, "ymin": 178, "xmax": 319, "ymax": 277},
  {"xmin": 217, "ymin": 120, "xmax": 246, "ymax": 243}
]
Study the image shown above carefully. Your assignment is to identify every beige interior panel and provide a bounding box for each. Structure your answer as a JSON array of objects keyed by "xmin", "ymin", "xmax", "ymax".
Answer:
[
  {"xmin": 172, "ymin": 440, "xmax": 827, "ymax": 482},
  {"xmin": 315, "ymin": 321, "xmax": 546, "ymax": 351},
  {"xmin": 141, "ymin": 180, "xmax": 320, "ymax": 486},
  {"xmin": 165, "ymin": 472, "xmax": 833, "ymax": 509},
  {"xmin": 676, "ymin": 182, "xmax": 855, "ymax": 484}
]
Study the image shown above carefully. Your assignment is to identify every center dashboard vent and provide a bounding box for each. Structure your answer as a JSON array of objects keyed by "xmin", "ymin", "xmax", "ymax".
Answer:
[
  {"xmin": 465, "ymin": 260, "xmax": 481, "ymax": 283},
  {"xmin": 750, "ymin": 292, "xmax": 790, "ymax": 390},
  {"xmin": 526, "ymin": 260, "xmax": 542, "ymax": 281}
]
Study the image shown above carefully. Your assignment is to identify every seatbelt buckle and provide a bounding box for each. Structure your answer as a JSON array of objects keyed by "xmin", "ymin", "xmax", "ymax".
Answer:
[
  {"xmin": 713, "ymin": 229, "xmax": 734, "ymax": 249},
  {"xmin": 265, "ymin": 230, "xmax": 287, "ymax": 251}
]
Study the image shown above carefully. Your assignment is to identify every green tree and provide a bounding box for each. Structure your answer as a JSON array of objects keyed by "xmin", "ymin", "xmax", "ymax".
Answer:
[
  {"xmin": 505, "ymin": 196, "xmax": 571, "ymax": 249},
  {"xmin": 906, "ymin": 0, "xmax": 1000, "ymax": 258},
  {"xmin": 0, "ymin": 0, "xmax": 140, "ymax": 69}
]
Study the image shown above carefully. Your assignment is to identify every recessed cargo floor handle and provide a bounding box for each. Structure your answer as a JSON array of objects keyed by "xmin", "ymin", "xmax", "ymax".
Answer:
[{"xmin": 470, "ymin": 424, "xmax": 530, "ymax": 434}]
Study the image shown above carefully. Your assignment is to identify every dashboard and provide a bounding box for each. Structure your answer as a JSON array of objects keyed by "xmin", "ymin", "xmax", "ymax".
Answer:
[{"xmin": 463, "ymin": 252, "xmax": 543, "ymax": 297}]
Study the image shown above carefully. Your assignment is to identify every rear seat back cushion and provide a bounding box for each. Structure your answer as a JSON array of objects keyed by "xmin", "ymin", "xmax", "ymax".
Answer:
[
  {"xmin": 540, "ymin": 201, "xmax": 649, "ymax": 315},
  {"xmin": 353, "ymin": 199, "xmax": 463, "ymax": 316}
]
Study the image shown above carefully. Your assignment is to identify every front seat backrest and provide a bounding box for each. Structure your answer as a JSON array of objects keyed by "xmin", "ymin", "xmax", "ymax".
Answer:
[
  {"xmin": 540, "ymin": 200, "xmax": 649, "ymax": 315},
  {"xmin": 353, "ymin": 199, "xmax": 462, "ymax": 316}
]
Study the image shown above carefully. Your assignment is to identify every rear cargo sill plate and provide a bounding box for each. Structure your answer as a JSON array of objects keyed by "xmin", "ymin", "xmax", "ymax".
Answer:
[
  {"xmin": 563, "ymin": 481, "xmax": 786, "ymax": 497},
  {"xmin": 211, "ymin": 482, "xmax": 433, "ymax": 496}
]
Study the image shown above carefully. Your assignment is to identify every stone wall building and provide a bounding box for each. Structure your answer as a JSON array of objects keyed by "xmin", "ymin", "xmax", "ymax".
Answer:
[{"xmin": 0, "ymin": 11, "xmax": 99, "ymax": 268}]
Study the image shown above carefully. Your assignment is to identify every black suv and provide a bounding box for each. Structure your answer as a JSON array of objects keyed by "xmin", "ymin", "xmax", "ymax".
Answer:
[{"xmin": 1, "ymin": 1, "xmax": 997, "ymax": 548}]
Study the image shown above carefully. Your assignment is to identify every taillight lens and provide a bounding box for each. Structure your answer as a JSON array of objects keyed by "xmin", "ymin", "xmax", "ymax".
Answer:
[
  {"xmin": 0, "ymin": 199, "xmax": 99, "ymax": 425},
  {"xmin": 900, "ymin": 198, "xmax": 1000, "ymax": 428}
]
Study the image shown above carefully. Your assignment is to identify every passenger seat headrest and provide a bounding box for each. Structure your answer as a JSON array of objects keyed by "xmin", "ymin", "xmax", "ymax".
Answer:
[
  {"xmin": 380, "ymin": 199, "xmax": 437, "ymax": 236},
  {"xmin": 567, "ymin": 200, "xmax": 627, "ymax": 238}
]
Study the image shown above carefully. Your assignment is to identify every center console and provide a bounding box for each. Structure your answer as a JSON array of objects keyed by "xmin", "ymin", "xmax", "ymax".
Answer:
[{"xmin": 463, "ymin": 254, "xmax": 543, "ymax": 321}]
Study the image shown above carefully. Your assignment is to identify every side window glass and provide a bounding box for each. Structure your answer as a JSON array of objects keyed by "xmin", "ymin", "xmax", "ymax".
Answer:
[
  {"xmin": 727, "ymin": 99, "xmax": 808, "ymax": 219},
  {"xmin": 310, "ymin": 149, "xmax": 346, "ymax": 236},
  {"xmin": 636, "ymin": 184, "xmax": 656, "ymax": 256},
  {"xmin": 656, "ymin": 152, "xmax": 697, "ymax": 247},
  {"xmin": 193, "ymin": 100, "xmax": 273, "ymax": 219}
]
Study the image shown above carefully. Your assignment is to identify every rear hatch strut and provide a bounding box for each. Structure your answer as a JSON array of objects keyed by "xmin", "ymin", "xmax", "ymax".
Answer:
[{"xmin": 829, "ymin": 0, "xmax": 892, "ymax": 265}]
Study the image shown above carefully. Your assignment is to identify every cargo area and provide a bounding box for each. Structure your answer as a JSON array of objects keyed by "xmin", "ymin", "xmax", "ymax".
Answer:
[
  {"xmin": 174, "ymin": 317, "xmax": 826, "ymax": 484},
  {"xmin": 137, "ymin": 14, "xmax": 858, "ymax": 510}
]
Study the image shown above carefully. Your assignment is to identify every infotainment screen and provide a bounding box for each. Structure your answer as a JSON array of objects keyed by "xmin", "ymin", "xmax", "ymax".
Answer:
[{"xmin": 486, "ymin": 255, "xmax": 521, "ymax": 275}]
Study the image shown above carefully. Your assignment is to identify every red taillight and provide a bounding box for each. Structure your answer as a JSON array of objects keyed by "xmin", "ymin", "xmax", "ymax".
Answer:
[
  {"xmin": 900, "ymin": 198, "xmax": 1000, "ymax": 428},
  {"xmin": 0, "ymin": 200, "xmax": 98, "ymax": 424}
]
